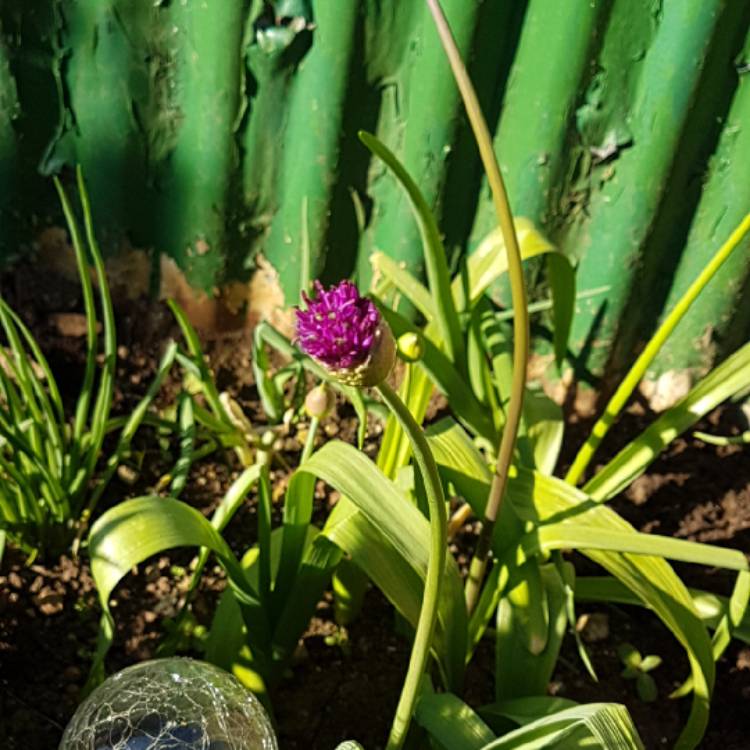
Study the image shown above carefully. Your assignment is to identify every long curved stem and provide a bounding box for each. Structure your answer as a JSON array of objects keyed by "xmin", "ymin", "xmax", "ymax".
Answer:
[
  {"xmin": 425, "ymin": 0, "xmax": 529, "ymax": 614},
  {"xmin": 377, "ymin": 381, "xmax": 447, "ymax": 750}
]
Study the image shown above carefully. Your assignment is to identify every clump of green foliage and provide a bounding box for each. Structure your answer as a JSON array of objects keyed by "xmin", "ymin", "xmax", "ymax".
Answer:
[{"xmin": 0, "ymin": 169, "xmax": 178, "ymax": 560}]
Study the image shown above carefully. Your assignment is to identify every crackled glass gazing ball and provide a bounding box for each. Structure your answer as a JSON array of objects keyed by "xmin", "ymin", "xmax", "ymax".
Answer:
[{"xmin": 59, "ymin": 658, "xmax": 277, "ymax": 750}]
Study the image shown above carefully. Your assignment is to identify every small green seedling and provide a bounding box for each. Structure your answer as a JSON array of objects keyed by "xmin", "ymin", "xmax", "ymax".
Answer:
[{"xmin": 618, "ymin": 643, "xmax": 662, "ymax": 703}]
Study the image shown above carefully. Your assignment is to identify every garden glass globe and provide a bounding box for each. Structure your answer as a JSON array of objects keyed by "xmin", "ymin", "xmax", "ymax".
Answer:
[{"xmin": 59, "ymin": 658, "xmax": 277, "ymax": 750}]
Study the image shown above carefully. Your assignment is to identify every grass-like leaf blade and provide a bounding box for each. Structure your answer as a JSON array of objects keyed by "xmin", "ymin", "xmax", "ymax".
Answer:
[
  {"xmin": 585, "ymin": 340, "xmax": 750, "ymax": 501},
  {"xmin": 359, "ymin": 130, "xmax": 464, "ymax": 368}
]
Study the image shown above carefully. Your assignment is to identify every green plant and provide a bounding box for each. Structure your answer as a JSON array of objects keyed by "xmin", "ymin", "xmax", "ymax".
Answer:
[
  {"xmin": 416, "ymin": 693, "xmax": 644, "ymax": 750},
  {"xmin": 364, "ymin": 3, "xmax": 750, "ymax": 748},
  {"xmin": 247, "ymin": 3, "xmax": 750, "ymax": 748},
  {"xmin": 85, "ymin": 198, "xmax": 750, "ymax": 748},
  {"xmin": 0, "ymin": 169, "xmax": 178, "ymax": 559},
  {"xmin": 79, "ymin": 4, "xmax": 750, "ymax": 749},
  {"xmin": 618, "ymin": 643, "xmax": 662, "ymax": 703},
  {"xmin": 86, "ymin": 297, "xmax": 374, "ymax": 692},
  {"xmin": 88, "ymin": 280, "xmax": 450, "ymax": 748},
  {"xmin": 156, "ymin": 304, "xmax": 358, "ymax": 659}
]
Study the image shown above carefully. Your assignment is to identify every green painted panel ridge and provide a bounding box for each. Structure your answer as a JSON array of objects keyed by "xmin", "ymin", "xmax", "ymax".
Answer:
[
  {"xmin": 263, "ymin": 1, "xmax": 359, "ymax": 302},
  {"xmin": 564, "ymin": 0, "xmax": 724, "ymax": 372},
  {"xmin": 655, "ymin": 21, "xmax": 750, "ymax": 373}
]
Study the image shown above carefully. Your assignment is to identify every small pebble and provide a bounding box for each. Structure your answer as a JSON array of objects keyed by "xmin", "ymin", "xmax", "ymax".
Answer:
[
  {"xmin": 576, "ymin": 612, "xmax": 610, "ymax": 643},
  {"xmin": 8, "ymin": 572, "xmax": 23, "ymax": 589}
]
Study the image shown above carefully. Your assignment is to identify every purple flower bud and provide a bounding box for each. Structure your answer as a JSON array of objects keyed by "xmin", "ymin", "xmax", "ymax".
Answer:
[{"xmin": 295, "ymin": 280, "xmax": 395, "ymax": 387}]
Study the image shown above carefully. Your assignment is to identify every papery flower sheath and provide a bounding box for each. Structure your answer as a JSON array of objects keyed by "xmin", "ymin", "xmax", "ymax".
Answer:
[{"xmin": 295, "ymin": 280, "xmax": 395, "ymax": 387}]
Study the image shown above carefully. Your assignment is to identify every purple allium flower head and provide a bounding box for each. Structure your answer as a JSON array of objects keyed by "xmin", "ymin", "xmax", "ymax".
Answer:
[
  {"xmin": 296, "ymin": 280, "xmax": 379, "ymax": 369},
  {"xmin": 295, "ymin": 280, "xmax": 395, "ymax": 387}
]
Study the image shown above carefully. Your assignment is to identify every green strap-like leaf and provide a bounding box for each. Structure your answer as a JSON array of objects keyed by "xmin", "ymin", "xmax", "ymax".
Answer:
[
  {"xmin": 416, "ymin": 691, "xmax": 496, "ymax": 750},
  {"xmin": 456, "ymin": 219, "xmax": 555, "ymax": 308},
  {"xmin": 359, "ymin": 130, "xmax": 464, "ymax": 368},
  {"xmin": 457, "ymin": 221, "xmax": 575, "ymax": 368},
  {"xmin": 426, "ymin": 417, "xmax": 719, "ymax": 749},
  {"xmin": 523, "ymin": 525, "xmax": 748, "ymax": 573},
  {"xmin": 481, "ymin": 702, "xmax": 643, "ymax": 750},
  {"xmin": 584, "ymin": 340, "xmax": 750, "ymax": 501},
  {"xmin": 169, "ymin": 394, "xmax": 196, "ymax": 498},
  {"xmin": 203, "ymin": 524, "xmax": 338, "ymax": 689},
  {"xmin": 87, "ymin": 496, "xmax": 268, "ymax": 688},
  {"xmin": 76, "ymin": 168, "xmax": 117, "ymax": 502},
  {"xmin": 546, "ymin": 253, "xmax": 576, "ymax": 367},
  {"xmin": 371, "ymin": 251, "xmax": 436, "ymax": 324},
  {"xmin": 273, "ymin": 464, "xmax": 315, "ymax": 620},
  {"xmin": 271, "ymin": 532, "xmax": 342, "ymax": 663},
  {"xmin": 168, "ymin": 299, "xmax": 227, "ymax": 419},
  {"xmin": 575, "ymin": 576, "xmax": 750, "ymax": 645},
  {"xmin": 53, "ymin": 175, "xmax": 98, "ymax": 450},
  {"xmin": 379, "ymin": 304, "xmax": 496, "ymax": 442},
  {"xmin": 304, "ymin": 440, "xmax": 467, "ymax": 690},
  {"xmin": 479, "ymin": 696, "xmax": 578, "ymax": 731},
  {"xmin": 377, "ymin": 363, "xmax": 433, "ymax": 480},
  {"xmin": 508, "ymin": 471, "xmax": 716, "ymax": 750},
  {"xmin": 82, "ymin": 341, "xmax": 178, "ymax": 518},
  {"xmin": 416, "ymin": 693, "xmax": 643, "ymax": 750},
  {"xmin": 252, "ymin": 323, "xmax": 285, "ymax": 423},
  {"xmin": 0, "ymin": 299, "xmax": 65, "ymax": 442},
  {"xmin": 495, "ymin": 561, "xmax": 567, "ymax": 702}
]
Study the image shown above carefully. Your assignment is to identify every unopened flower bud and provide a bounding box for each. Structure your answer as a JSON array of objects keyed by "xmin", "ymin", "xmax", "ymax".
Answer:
[
  {"xmin": 397, "ymin": 331, "xmax": 424, "ymax": 363},
  {"xmin": 304, "ymin": 383, "xmax": 336, "ymax": 419}
]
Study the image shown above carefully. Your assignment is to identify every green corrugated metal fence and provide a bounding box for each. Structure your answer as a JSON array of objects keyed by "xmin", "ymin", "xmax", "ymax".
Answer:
[{"xmin": 0, "ymin": 0, "xmax": 749, "ymax": 380}]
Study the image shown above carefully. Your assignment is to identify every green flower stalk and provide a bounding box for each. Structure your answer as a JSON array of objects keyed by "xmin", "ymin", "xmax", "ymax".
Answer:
[
  {"xmin": 296, "ymin": 280, "xmax": 447, "ymax": 750},
  {"xmin": 301, "ymin": 383, "xmax": 336, "ymax": 464},
  {"xmin": 425, "ymin": 0, "xmax": 529, "ymax": 614}
]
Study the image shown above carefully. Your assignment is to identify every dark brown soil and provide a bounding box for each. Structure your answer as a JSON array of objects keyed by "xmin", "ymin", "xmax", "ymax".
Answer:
[{"xmin": 1, "ymin": 281, "xmax": 749, "ymax": 749}]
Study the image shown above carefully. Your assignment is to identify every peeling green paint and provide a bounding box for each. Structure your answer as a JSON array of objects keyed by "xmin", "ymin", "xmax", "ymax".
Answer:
[
  {"xmin": 0, "ymin": 0, "xmax": 748, "ymax": 381},
  {"xmin": 262, "ymin": 1, "xmax": 359, "ymax": 300},
  {"xmin": 562, "ymin": 0, "xmax": 724, "ymax": 370},
  {"xmin": 42, "ymin": 0, "xmax": 148, "ymax": 247},
  {"xmin": 655, "ymin": 21, "xmax": 750, "ymax": 373},
  {"xmin": 361, "ymin": 0, "xmax": 484, "ymax": 291},
  {"xmin": 466, "ymin": 0, "xmax": 606, "ymax": 308}
]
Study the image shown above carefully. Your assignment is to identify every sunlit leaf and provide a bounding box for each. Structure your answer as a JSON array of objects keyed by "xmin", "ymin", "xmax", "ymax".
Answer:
[
  {"xmin": 416, "ymin": 691, "xmax": 496, "ymax": 750},
  {"xmin": 371, "ymin": 251, "xmax": 435, "ymax": 323},
  {"xmin": 303, "ymin": 440, "xmax": 467, "ymax": 689},
  {"xmin": 481, "ymin": 702, "xmax": 643, "ymax": 749},
  {"xmin": 458, "ymin": 221, "xmax": 574, "ymax": 366},
  {"xmin": 426, "ymin": 417, "xmax": 721, "ymax": 749},
  {"xmin": 359, "ymin": 130, "xmax": 464, "ymax": 367},
  {"xmin": 379, "ymin": 304, "xmax": 496, "ymax": 442},
  {"xmin": 87, "ymin": 496, "xmax": 269, "ymax": 688},
  {"xmin": 585, "ymin": 340, "xmax": 750, "ymax": 501},
  {"xmin": 575, "ymin": 576, "xmax": 750, "ymax": 645}
]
